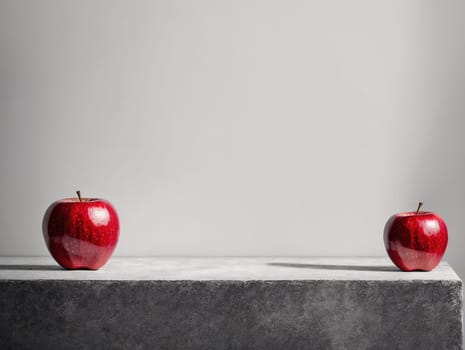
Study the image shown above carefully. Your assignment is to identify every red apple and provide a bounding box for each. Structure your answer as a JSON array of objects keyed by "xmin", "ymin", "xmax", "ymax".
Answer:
[
  {"xmin": 384, "ymin": 202, "xmax": 448, "ymax": 271},
  {"xmin": 42, "ymin": 191, "xmax": 119, "ymax": 270}
]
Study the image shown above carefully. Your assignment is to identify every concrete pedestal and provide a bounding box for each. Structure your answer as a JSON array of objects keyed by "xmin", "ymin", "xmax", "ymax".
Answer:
[{"xmin": 0, "ymin": 257, "xmax": 462, "ymax": 349}]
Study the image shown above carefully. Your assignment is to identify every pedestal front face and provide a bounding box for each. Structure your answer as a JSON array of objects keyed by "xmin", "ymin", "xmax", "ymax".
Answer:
[{"xmin": 0, "ymin": 257, "xmax": 462, "ymax": 350}]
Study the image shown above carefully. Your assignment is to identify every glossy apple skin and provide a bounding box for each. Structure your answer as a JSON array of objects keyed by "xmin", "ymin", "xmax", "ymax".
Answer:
[
  {"xmin": 42, "ymin": 198, "xmax": 119, "ymax": 270},
  {"xmin": 384, "ymin": 211, "xmax": 448, "ymax": 271}
]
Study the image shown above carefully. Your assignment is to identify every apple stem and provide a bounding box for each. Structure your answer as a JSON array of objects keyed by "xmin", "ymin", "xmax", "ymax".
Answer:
[
  {"xmin": 77, "ymin": 191, "xmax": 82, "ymax": 202},
  {"xmin": 416, "ymin": 201, "xmax": 423, "ymax": 214}
]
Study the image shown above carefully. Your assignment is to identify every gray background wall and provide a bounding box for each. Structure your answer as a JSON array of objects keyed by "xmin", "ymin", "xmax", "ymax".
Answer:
[{"xmin": 0, "ymin": 0, "xmax": 464, "ymax": 280}]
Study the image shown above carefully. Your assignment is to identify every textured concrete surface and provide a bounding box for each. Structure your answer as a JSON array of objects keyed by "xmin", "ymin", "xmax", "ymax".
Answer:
[
  {"xmin": 0, "ymin": 256, "xmax": 461, "ymax": 281},
  {"xmin": 0, "ymin": 257, "xmax": 462, "ymax": 349}
]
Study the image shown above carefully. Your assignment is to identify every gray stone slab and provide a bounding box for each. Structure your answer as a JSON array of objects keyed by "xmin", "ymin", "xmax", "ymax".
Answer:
[
  {"xmin": 0, "ymin": 256, "xmax": 461, "ymax": 281},
  {"xmin": 0, "ymin": 257, "xmax": 462, "ymax": 349}
]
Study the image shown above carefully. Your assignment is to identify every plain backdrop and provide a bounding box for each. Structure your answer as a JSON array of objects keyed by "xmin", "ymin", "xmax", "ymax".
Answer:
[{"xmin": 1, "ymin": 0, "xmax": 464, "ymax": 284}]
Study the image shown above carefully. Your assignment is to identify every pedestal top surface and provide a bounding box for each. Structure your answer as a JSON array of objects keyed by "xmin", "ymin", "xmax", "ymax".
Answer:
[{"xmin": 0, "ymin": 257, "xmax": 461, "ymax": 281}]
